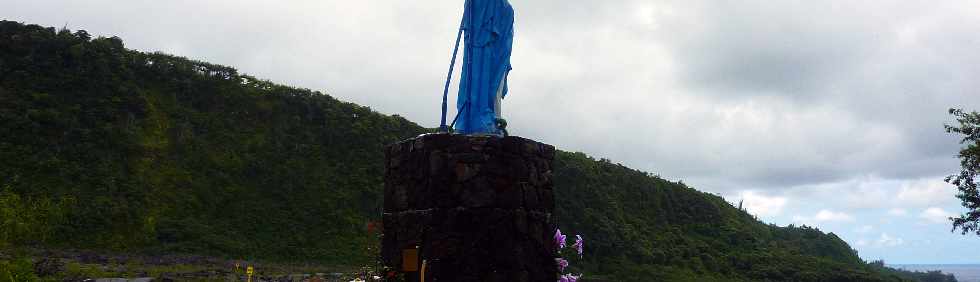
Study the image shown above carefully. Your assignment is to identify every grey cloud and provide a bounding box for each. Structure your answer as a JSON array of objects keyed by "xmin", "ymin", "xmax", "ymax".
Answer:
[{"xmin": 4, "ymin": 0, "xmax": 979, "ymax": 192}]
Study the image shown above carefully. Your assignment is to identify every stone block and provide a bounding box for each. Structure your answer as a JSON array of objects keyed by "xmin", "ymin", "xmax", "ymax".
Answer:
[
  {"xmin": 454, "ymin": 163, "xmax": 480, "ymax": 182},
  {"xmin": 521, "ymin": 183, "xmax": 540, "ymax": 210},
  {"xmin": 460, "ymin": 177, "xmax": 495, "ymax": 208},
  {"xmin": 494, "ymin": 179, "xmax": 523, "ymax": 209}
]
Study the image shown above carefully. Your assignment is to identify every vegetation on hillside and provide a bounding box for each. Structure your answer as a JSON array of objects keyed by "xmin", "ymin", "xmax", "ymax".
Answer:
[
  {"xmin": 0, "ymin": 20, "xmax": 419, "ymax": 264},
  {"xmin": 552, "ymin": 152, "xmax": 956, "ymax": 281},
  {"xmin": 0, "ymin": 21, "xmax": 956, "ymax": 281}
]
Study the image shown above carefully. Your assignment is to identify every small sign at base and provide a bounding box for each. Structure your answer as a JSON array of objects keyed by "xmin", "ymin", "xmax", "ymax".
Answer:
[{"xmin": 402, "ymin": 249, "xmax": 419, "ymax": 272}]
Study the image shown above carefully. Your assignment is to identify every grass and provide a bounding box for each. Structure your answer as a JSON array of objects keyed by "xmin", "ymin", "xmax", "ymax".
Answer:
[{"xmin": 0, "ymin": 247, "xmax": 375, "ymax": 281}]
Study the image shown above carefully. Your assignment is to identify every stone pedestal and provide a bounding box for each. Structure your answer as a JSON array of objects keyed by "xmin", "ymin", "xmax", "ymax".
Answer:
[{"xmin": 382, "ymin": 134, "xmax": 557, "ymax": 282}]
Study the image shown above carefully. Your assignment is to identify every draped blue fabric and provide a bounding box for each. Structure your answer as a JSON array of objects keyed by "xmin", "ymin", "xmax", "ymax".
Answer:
[{"xmin": 455, "ymin": 0, "xmax": 514, "ymax": 135}]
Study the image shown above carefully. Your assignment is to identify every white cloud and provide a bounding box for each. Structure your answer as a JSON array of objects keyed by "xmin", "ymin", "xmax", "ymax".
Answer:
[
  {"xmin": 789, "ymin": 176, "xmax": 956, "ymax": 211},
  {"xmin": 792, "ymin": 209, "xmax": 855, "ymax": 226},
  {"xmin": 855, "ymin": 225, "xmax": 874, "ymax": 234},
  {"xmin": 875, "ymin": 233, "xmax": 904, "ymax": 247},
  {"xmin": 815, "ymin": 210, "xmax": 855, "ymax": 222},
  {"xmin": 840, "ymin": 179, "xmax": 894, "ymax": 210},
  {"xmin": 888, "ymin": 208, "xmax": 908, "ymax": 216},
  {"xmin": 896, "ymin": 180, "xmax": 957, "ymax": 208},
  {"xmin": 734, "ymin": 190, "xmax": 787, "ymax": 217},
  {"xmin": 919, "ymin": 207, "xmax": 954, "ymax": 224}
]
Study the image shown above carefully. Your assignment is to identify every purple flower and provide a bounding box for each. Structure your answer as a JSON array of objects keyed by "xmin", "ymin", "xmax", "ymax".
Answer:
[
  {"xmin": 555, "ymin": 258, "xmax": 569, "ymax": 272},
  {"xmin": 554, "ymin": 229, "xmax": 567, "ymax": 250},
  {"xmin": 558, "ymin": 274, "xmax": 580, "ymax": 282},
  {"xmin": 572, "ymin": 235, "xmax": 584, "ymax": 257}
]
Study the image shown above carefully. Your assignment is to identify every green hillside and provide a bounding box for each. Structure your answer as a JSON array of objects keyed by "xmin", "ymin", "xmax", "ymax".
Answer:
[{"xmin": 0, "ymin": 21, "xmax": 952, "ymax": 281}]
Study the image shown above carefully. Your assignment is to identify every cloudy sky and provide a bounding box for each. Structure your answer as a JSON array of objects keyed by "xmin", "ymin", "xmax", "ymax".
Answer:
[{"xmin": 6, "ymin": 0, "xmax": 980, "ymax": 264}]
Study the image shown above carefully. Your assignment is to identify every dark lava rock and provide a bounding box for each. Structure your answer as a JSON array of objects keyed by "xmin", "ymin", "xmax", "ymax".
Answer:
[
  {"xmin": 32, "ymin": 257, "xmax": 65, "ymax": 276},
  {"xmin": 382, "ymin": 134, "xmax": 558, "ymax": 282}
]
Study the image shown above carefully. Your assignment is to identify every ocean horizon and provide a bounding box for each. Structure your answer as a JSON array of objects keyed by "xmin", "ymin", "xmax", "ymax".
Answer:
[{"xmin": 889, "ymin": 264, "xmax": 980, "ymax": 282}]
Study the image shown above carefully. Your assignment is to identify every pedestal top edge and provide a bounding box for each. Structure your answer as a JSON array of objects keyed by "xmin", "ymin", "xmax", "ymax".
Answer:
[{"xmin": 391, "ymin": 133, "xmax": 553, "ymax": 148}]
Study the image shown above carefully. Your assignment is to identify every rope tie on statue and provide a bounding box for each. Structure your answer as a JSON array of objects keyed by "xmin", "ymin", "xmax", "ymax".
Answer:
[
  {"xmin": 495, "ymin": 118, "xmax": 508, "ymax": 136},
  {"xmin": 439, "ymin": 1, "xmax": 468, "ymax": 133}
]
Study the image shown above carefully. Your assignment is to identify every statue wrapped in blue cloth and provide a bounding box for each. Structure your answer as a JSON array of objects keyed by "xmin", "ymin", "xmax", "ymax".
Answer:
[{"xmin": 452, "ymin": 0, "xmax": 515, "ymax": 135}]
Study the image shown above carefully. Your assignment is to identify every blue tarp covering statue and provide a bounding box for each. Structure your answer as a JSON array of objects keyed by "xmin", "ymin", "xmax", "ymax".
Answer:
[{"xmin": 442, "ymin": 0, "xmax": 515, "ymax": 135}]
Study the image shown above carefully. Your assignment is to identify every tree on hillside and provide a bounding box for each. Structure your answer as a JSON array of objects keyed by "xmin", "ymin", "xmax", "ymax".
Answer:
[{"xmin": 945, "ymin": 108, "xmax": 980, "ymax": 235}]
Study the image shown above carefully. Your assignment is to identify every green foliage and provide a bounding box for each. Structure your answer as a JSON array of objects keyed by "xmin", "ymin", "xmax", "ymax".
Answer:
[
  {"xmin": 868, "ymin": 261, "xmax": 958, "ymax": 282},
  {"xmin": 0, "ymin": 21, "xmax": 951, "ymax": 281},
  {"xmin": 0, "ymin": 258, "xmax": 42, "ymax": 282},
  {"xmin": 945, "ymin": 108, "xmax": 980, "ymax": 235},
  {"xmin": 0, "ymin": 184, "xmax": 73, "ymax": 248}
]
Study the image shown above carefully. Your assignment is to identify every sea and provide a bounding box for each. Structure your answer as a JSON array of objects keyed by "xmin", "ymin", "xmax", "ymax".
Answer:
[{"xmin": 890, "ymin": 264, "xmax": 980, "ymax": 282}]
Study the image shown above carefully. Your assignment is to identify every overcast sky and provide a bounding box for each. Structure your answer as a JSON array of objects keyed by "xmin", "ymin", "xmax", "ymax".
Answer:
[{"xmin": 6, "ymin": 0, "xmax": 980, "ymax": 264}]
